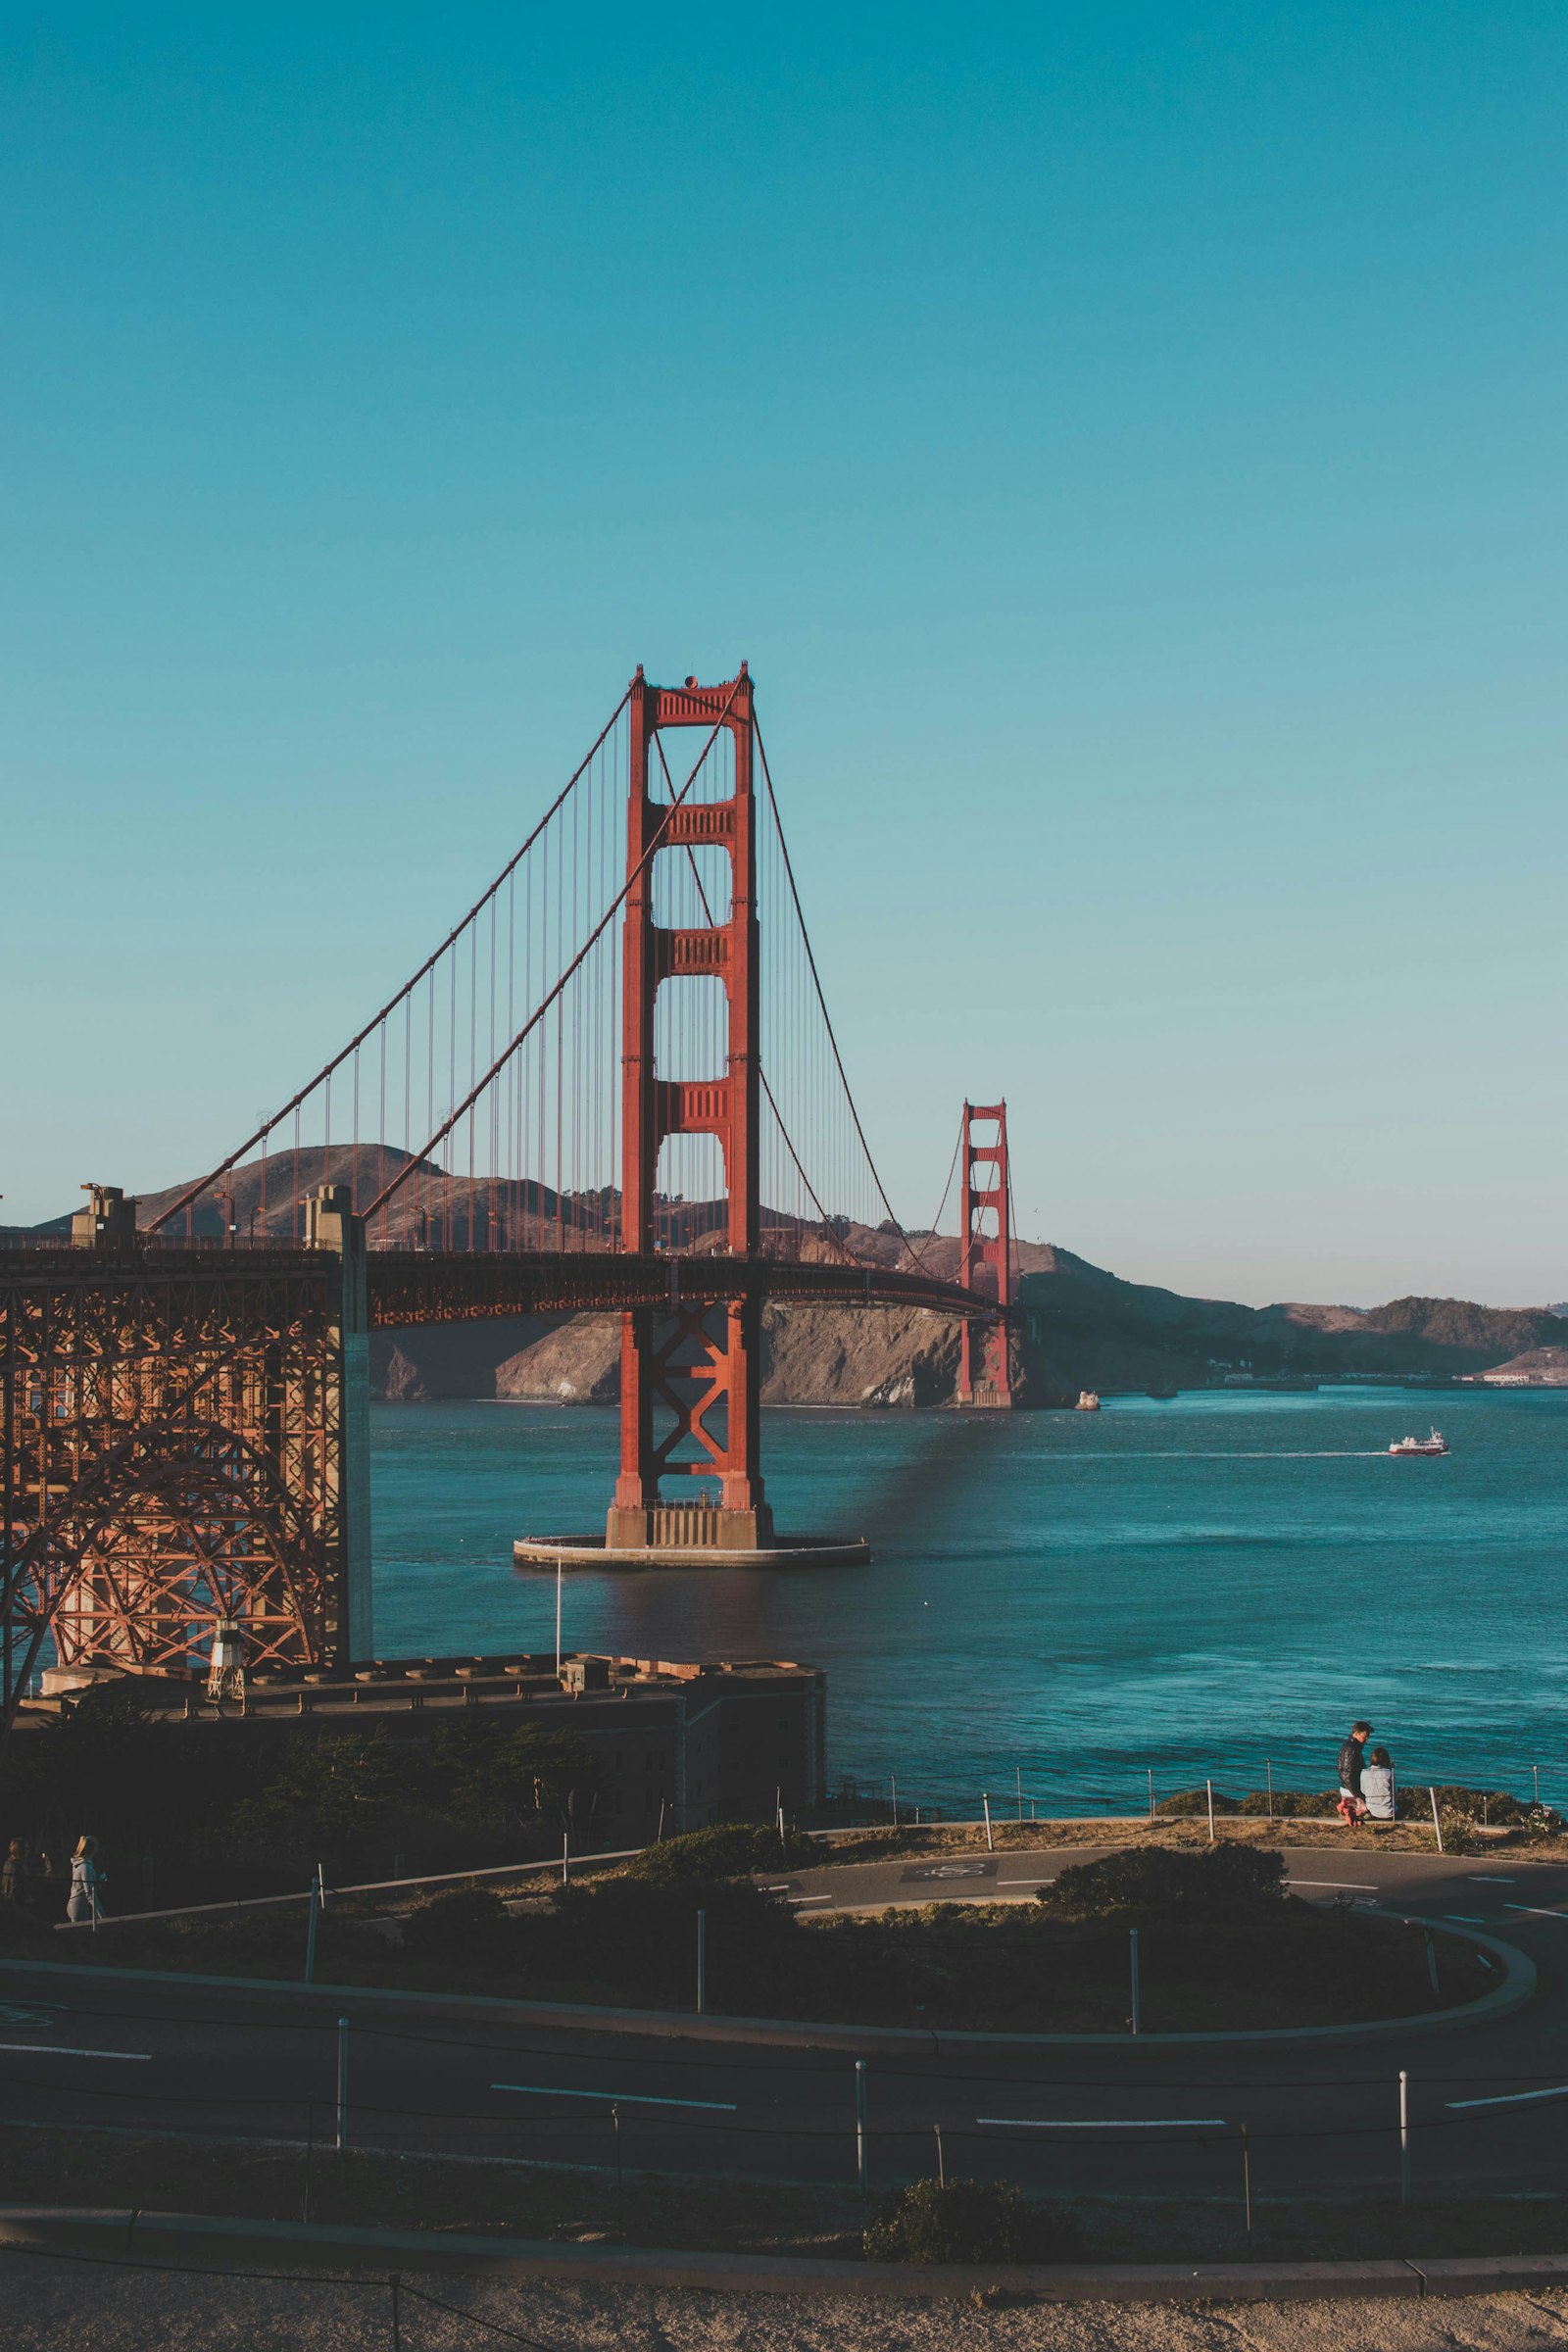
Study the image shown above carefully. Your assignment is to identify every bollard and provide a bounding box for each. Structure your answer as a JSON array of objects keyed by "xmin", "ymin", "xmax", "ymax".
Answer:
[
  {"xmin": 696, "ymin": 1907, "xmax": 707, "ymax": 2015},
  {"xmin": 335, "ymin": 2017, "xmax": 350, "ymax": 2154},
  {"xmin": 1398, "ymin": 2070, "xmax": 1412, "ymax": 2205},
  {"xmin": 562, "ymin": 1831, "xmax": 570, "ymax": 1886},
  {"xmin": 982, "ymin": 1794, "xmax": 994, "ymax": 1852},
  {"xmin": 1129, "ymin": 1927, "xmax": 1142, "ymax": 2035},
  {"xmin": 855, "ymin": 2059, "xmax": 869, "ymax": 2192}
]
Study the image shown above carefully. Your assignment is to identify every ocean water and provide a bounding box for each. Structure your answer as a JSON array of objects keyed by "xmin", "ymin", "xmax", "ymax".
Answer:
[{"xmin": 369, "ymin": 1387, "xmax": 1568, "ymax": 1814}]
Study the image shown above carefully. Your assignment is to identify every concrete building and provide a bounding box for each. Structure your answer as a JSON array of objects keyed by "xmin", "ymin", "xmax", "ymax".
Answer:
[
  {"xmin": 1478, "ymin": 1348, "xmax": 1568, "ymax": 1387},
  {"xmin": 24, "ymin": 1652, "xmax": 825, "ymax": 1835}
]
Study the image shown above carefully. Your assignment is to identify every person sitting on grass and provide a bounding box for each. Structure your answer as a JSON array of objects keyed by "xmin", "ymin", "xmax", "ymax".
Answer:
[
  {"xmin": 1337, "ymin": 1720, "xmax": 1373, "ymax": 1827},
  {"xmin": 1359, "ymin": 1745, "xmax": 1396, "ymax": 1829}
]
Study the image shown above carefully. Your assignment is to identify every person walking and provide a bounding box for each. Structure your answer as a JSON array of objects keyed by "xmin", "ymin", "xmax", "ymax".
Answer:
[
  {"xmin": 1360, "ymin": 1745, "xmax": 1396, "ymax": 1828},
  {"xmin": 67, "ymin": 1837, "xmax": 105, "ymax": 1925},
  {"xmin": 0, "ymin": 1839, "xmax": 26, "ymax": 1905},
  {"xmin": 1337, "ymin": 1720, "xmax": 1373, "ymax": 1828}
]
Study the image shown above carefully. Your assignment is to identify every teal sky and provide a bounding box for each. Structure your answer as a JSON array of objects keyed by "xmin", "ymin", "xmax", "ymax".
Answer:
[{"xmin": 5, "ymin": 6, "xmax": 1564, "ymax": 1305}]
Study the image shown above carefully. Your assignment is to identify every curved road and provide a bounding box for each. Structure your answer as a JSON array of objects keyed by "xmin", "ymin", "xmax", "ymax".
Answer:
[{"xmin": 2, "ymin": 1843, "xmax": 1565, "ymax": 2211}]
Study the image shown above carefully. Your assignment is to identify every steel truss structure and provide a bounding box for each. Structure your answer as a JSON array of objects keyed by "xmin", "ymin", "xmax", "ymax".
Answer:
[{"xmin": 0, "ymin": 1239, "xmax": 368, "ymax": 1728}]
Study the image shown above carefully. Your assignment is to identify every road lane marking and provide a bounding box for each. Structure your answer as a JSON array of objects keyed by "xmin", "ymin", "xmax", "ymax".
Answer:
[
  {"xmin": 1504, "ymin": 1904, "xmax": 1568, "ymax": 1922},
  {"xmin": 1288, "ymin": 1880, "xmax": 1377, "ymax": 1891},
  {"xmin": 999, "ymin": 1879, "xmax": 1046, "ymax": 1886},
  {"xmin": 976, "ymin": 2116, "xmax": 1227, "ymax": 2130},
  {"xmin": 1444, "ymin": 1915, "xmax": 1487, "ymax": 1924},
  {"xmin": 1467, "ymin": 1876, "xmax": 1517, "ymax": 1883},
  {"xmin": 492, "ymin": 2082, "xmax": 737, "ymax": 2110},
  {"xmin": 0, "ymin": 2043, "xmax": 151, "ymax": 2061},
  {"xmin": 1446, "ymin": 2084, "xmax": 1568, "ymax": 2112}
]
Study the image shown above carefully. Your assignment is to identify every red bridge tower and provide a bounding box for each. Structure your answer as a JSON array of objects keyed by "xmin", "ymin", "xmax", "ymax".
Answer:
[
  {"xmin": 956, "ymin": 1099, "xmax": 1014, "ymax": 1408},
  {"xmin": 607, "ymin": 666, "xmax": 773, "ymax": 1552}
]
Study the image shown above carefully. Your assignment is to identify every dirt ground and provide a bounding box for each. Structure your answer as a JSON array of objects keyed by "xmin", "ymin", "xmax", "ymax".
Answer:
[{"xmin": 9, "ymin": 2261, "xmax": 1568, "ymax": 2352}]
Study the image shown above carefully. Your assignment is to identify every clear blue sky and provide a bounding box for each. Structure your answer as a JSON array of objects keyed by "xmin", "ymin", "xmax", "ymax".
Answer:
[{"xmin": 5, "ymin": 5, "xmax": 1564, "ymax": 1305}]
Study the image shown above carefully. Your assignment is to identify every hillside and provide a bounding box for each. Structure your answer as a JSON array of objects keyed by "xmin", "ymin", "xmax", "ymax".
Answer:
[
  {"xmin": 26, "ymin": 1159, "xmax": 1565, "ymax": 1406},
  {"xmin": 371, "ymin": 1254, "xmax": 1568, "ymax": 1407}
]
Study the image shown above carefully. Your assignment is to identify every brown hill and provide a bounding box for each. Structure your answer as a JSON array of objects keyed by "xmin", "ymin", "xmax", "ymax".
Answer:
[{"xmin": 33, "ymin": 1159, "xmax": 1565, "ymax": 1406}]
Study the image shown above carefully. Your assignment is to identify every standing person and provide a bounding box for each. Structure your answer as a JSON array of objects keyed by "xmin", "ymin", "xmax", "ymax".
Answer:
[
  {"xmin": 1337, "ymin": 1721, "xmax": 1373, "ymax": 1827},
  {"xmin": 67, "ymin": 1837, "xmax": 105, "ymax": 1925},
  {"xmin": 1360, "ymin": 1745, "xmax": 1396, "ymax": 1828},
  {"xmin": 0, "ymin": 1839, "xmax": 25, "ymax": 1905}
]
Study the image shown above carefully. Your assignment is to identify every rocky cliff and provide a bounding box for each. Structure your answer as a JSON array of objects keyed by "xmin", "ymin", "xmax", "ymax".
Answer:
[{"xmin": 369, "ymin": 1250, "xmax": 1568, "ymax": 1407}]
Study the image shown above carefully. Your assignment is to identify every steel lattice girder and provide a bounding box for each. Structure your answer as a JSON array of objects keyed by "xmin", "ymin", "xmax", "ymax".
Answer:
[{"xmin": 1, "ymin": 1250, "xmax": 351, "ymax": 1716}]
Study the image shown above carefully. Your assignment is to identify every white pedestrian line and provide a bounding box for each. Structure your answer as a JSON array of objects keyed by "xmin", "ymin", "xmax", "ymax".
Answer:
[
  {"xmin": 1288, "ymin": 1879, "xmax": 1377, "ymax": 1891},
  {"xmin": 999, "ymin": 1878, "xmax": 1046, "ymax": 1886},
  {"xmin": 0, "ymin": 2043, "xmax": 151, "ymax": 2062},
  {"xmin": 1467, "ymin": 1876, "xmax": 1517, "ymax": 1883},
  {"xmin": 1446, "ymin": 2084, "xmax": 1568, "ymax": 2113},
  {"xmin": 1504, "ymin": 1904, "xmax": 1568, "ymax": 1922},
  {"xmin": 790, "ymin": 1894, "xmax": 832, "ymax": 1906},
  {"xmin": 1444, "ymin": 1915, "xmax": 1487, "ymax": 1924},
  {"xmin": 493, "ymin": 2082, "xmax": 738, "ymax": 2110},
  {"xmin": 976, "ymin": 2115, "xmax": 1228, "ymax": 2130}
]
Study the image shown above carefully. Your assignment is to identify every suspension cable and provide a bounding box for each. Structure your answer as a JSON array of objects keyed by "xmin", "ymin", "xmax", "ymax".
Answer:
[
  {"xmin": 754, "ymin": 717, "xmax": 942, "ymax": 1272},
  {"xmin": 363, "ymin": 681, "xmax": 745, "ymax": 1223},
  {"xmin": 149, "ymin": 688, "xmax": 633, "ymax": 1233}
]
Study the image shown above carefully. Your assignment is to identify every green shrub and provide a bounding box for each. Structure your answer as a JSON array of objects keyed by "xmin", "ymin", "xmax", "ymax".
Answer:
[
  {"xmin": 1236, "ymin": 1788, "xmax": 1340, "ymax": 1817},
  {"xmin": 620, "ymin": 1824, "xmax": 798, "ymax": 1883},
  {"xmin": 1396, "ymin": 1785, "xmax": 1561, "ymax": 1833},
  {"xmin": 401, "ymin": 1886, "xmax": 511, "ymax": 1957},
  {"xmin": 1155, "ymin": 1788, "xmax": 1240, "ymax": 1817},
  {"xmin": 863, "ymin": 2178, "xmax": 1078, "ymax": 2265},
  {"xmin": 0, "ymin": 1897, "xmax": 50, "ymax": 1948},
  {"xmin": 501, "ymin": 1875, "xmax": 794, "ymax": 2008},
  {"xmin": 1038, "ymin": 1843, "xmax": 1287, "ymax": 1924}
]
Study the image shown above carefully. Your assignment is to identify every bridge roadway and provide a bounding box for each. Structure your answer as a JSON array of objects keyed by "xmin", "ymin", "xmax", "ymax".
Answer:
[
  {"xmin": 367, "ymin": 1248, "xmax": 984, "ymax": 1325},
  {"xmin": 3, "ymin": 1846, "xmax": 1566, "ymax": 2211},
  {"xmin": 0, "ymin": 1242, "xmax": 983, "ymax": 1325}
]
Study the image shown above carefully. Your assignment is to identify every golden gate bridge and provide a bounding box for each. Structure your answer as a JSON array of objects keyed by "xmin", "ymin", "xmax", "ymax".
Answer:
[{"xmin": 0, "ymin": 666, "xmax": 1017, "ymax": 1727}]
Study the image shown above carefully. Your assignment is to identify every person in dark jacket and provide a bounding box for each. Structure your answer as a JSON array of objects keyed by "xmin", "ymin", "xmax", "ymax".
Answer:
[{"xmin": 1337, "ymin": 1721, "xmax": 1373, "ymax": 1827}]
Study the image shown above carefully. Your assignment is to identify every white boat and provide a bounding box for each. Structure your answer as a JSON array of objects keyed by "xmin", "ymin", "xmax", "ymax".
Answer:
[{"xmin": 1389, "ymin": 1429, "xmax": 1448, "ymax": 1457}]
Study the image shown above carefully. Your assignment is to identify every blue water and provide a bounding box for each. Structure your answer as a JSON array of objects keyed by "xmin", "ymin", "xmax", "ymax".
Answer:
[{"xmin": 369, "ymin": 1388, "xmax": 1568, "ymax": 1814}]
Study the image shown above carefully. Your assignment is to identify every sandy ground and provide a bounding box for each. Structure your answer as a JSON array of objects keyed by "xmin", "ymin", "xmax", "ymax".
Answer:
[{"xmin": 10, "ymin": 2264, "xmax": 1568, "ymax": 2352}]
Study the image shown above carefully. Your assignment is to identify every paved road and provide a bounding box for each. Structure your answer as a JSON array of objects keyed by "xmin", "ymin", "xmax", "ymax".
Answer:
[{"xmin": 3, "ymin": 1844, "xmax": 1567, "ymax": 2207}]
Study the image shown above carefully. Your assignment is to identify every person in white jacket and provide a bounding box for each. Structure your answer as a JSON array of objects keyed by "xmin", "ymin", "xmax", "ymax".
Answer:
[
  {"xmin": 1359, "ymin": 1747, "xmax": 1396, "ymax": 1828},
  {"xmin": 67, "ymin": 1837, "xmax": 105, "ymax": 1924}
]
